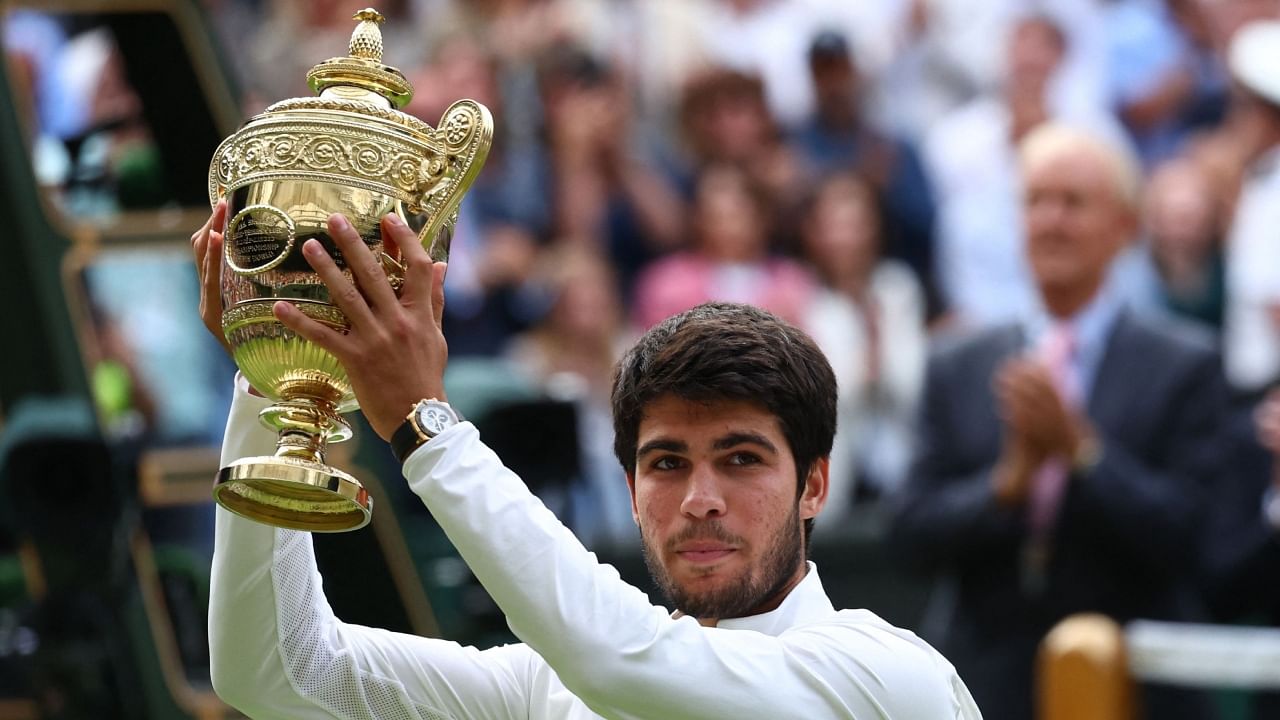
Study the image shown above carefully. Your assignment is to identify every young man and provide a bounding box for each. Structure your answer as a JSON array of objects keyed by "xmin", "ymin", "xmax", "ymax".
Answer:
[{"xmin": 194, "ymin": 208, "xmax": 980, "ymax": 718}]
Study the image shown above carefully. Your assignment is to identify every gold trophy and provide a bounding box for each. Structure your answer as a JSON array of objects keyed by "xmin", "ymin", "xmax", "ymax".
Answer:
[{"xmin": 208, "ymin": 9, "xmax": 492, "ymax": 531}]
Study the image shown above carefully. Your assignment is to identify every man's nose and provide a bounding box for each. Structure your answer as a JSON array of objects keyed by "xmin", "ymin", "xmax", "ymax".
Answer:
[
  {"xmin": 680, "ymin": 465, "xmax": 726, "ymax": 519},
  {"xmin": 1029, "ymin": 198, "xmax": 1066, "ymax": 229}
]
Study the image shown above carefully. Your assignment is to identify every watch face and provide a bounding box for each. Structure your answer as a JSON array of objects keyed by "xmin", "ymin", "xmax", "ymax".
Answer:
[{"xmin": 417, "ymin": 402, "xmax": 456, "ymax": 436}]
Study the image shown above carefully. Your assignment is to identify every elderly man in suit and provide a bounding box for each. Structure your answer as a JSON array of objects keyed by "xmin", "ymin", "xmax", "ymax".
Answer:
[{"xmin": 893, "ymin": 123, "xmax": 1225, "ymax": 719}]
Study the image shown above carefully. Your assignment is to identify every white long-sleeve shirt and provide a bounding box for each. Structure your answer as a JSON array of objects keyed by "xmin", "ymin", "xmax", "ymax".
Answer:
[{"xmin": 210, "ymin": 379, "xmax": 982, "ymax": 719}]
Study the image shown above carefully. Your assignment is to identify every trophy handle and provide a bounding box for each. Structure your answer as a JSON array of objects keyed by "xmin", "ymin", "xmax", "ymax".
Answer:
[
  {"xmin": 208, "ymin": 134, "xmax": 236, "ymax": 209},
  {"xmin": 415, "ymin": 100, "xmax": 493, "ymax": 260}
]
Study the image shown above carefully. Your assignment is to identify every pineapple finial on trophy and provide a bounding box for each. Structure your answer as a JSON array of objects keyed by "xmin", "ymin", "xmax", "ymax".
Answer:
[
  {"xmin": 349, "ymin": 9, "xmax": 385, "ymax": 62},
  {"xmin": 305, "ymin": 7, "xmax": 411, "ymax": 108}
]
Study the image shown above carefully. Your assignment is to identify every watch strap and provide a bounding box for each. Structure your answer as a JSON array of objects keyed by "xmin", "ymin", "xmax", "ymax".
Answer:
[{"xmin": 390, "ymin": 415, "xmax": 425, "ymax": 465}]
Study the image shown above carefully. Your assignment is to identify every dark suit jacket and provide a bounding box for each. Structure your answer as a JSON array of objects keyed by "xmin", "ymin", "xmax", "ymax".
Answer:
[
  {"xmin": 892, "ymin": 310, "xmax": 1225, "ymax": 720},
  {"xmin": 1202, "ymin": 401, "xmax": 1280, "ymax": 719}
]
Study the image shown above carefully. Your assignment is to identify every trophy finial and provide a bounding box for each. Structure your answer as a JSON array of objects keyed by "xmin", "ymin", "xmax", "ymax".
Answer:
[
  {"xmin": 306, "ymin": 6, "xmax": 412, "ymax": 107},
  {"xmin": 349, "ymin": 9, "xmax": 386, "ymax": 62}
]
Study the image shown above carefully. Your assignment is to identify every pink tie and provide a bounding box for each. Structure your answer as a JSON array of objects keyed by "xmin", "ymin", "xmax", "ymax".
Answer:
[{"xmin": 1028, "ymin": 322, "xmax": 1078, "ymax": 534}]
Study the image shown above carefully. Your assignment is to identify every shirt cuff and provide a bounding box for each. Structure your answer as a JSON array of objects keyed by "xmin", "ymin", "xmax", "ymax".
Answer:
[
  {"xmin": 224, "ymin": 372, "xmax": 276, "ymax": 461},
  {"xmin": 400, "ymin": 420, "xmax": 474, "ymax": 471}
]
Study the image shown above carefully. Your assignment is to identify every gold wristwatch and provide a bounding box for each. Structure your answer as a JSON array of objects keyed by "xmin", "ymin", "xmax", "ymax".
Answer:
[{"xmin": 390, "ymin": 399, "xmax": 460, "ymax": 463}]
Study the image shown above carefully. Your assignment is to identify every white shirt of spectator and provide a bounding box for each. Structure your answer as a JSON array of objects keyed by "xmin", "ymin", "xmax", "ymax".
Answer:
[{"xmin": 1225, "ymin": 149, "xmax": 1280, "ymax": 391}]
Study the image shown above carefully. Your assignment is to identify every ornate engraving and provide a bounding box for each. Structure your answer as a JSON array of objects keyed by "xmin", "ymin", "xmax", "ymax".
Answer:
[
  {"xmin": 295, "ymin": 302, "xmax": 348, "ymax": 328},
  {"xmin": 211, "ymin": 120, "xmax": 438, "ymax": 204},
  {"xmin": 223, "ymin": 300, "xmax": 349, "ymax": 330},
  {"xmin": 225, "ymin": 205, "xmax": 296, "ymax": 275},
  {"xmin": 263, "ymin": 97, "xmax": 433, "ymax": 137},
  {"xmin": 442, "ymin": 104, "xmax": 477, "ymax": 149},
  {"xmin": 416, "ymin": 99, "xmax": 493, "ymax": 249}
]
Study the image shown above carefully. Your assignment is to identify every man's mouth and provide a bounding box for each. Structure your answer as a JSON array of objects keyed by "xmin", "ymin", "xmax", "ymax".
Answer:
[{"xmin": 675, "ymin": 544, "xmax": 737, "ymax": 564}]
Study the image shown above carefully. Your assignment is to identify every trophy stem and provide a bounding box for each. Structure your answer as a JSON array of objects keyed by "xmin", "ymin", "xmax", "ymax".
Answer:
[
  {"xmin": 213, "ymin": 395, "xmax": 370, "ymax": 532},
  {"xmin": 260, "ymin": 395, "xmax": 353, "ymax": 459},
  {"xmin": 276, "ymin": 430, "xmax": 327, "ymax": 464}
]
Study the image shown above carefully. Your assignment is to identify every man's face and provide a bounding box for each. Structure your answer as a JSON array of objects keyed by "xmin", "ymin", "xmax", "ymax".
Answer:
[
  {"xmin": 1024, "ymin": 148, "xmax": 1132, "ymax": 299},
  {"xmin": 1007, "ymin": 18, "xmax": 1064, "ymax": 94},
  {"xmin": 626, "ymin": 395, "xmax": 827, "ymax": 621},
  {"xmin": 810, "ymin": 54, "xmax": 858, "ymax": 119}
]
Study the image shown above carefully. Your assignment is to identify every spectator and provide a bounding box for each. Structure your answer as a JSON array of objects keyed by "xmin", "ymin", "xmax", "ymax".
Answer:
[
  {"xmin": 867, "ymin": 0, "xmax": 1109, "ymax": 144},
  {"xmin": 795, "ymin": 30, "xmax": 939, "ymax": 316},
  {"xmin": 1180, "ymin": 0, "xmax": 1280, "ymax": 237},
  {"xmin": 1104, "ymin": 0, "xmax": 1228, "ymax": 168},
  {"xmin": 405, "ymin": 35, "xmax": 544, "ymax": 357},
  {"xmin": 798, "ymin": 172, "xmax": 927, "ymax": 523},
  {"xmin": 631, "ymin": 164, "xmax": 816, "ymax": 331},
  {"xmin": 924, "ymin": 14, "xmax": 1123, "ymax": 328},
  {"xmin": 241, "ymin": 0, "xmax": 418, "ymax": 111},
  {"xmin": 552, "ymin": 0, "xmax": 710, "ymax": 127},
  {"xmin": 674, "ymin": 68, "xmax": 807, "ymax": 212},
  {"xmin": 1222, "ymin": 20, "xmax": 1280, "ymax": 393},
  {"xmin": 1142, "ymin": 158, "xmax": 1226, "ymax": 328},
  {"xmin": 1197, "ymin": 0, "xmax": 1280, "ymax": 55},
  {"xmin": 893, "ymin": 123, "xmax": 1225, "ymax": 720},
  {"xmin": 1200, "ymin": 388, "xmax": 1280, "ymax": 719},
  {"xmin": 540, "ymin": 46, "xmax": 685, "ymax": 297},
  {"xmin": 692, "ymin": 0, "xmax": 826, "ymax": 127},
  {"xmin": 504, "ymin": 247, "xmax": 637, "ymax": 548}
]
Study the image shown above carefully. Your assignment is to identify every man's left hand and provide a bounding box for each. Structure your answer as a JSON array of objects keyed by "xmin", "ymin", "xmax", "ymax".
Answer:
[
  {"xmin": 996, "ymin": 358, "xmax": 1090, "ymax": 460},
  {"xmin": 274, "ymin": 212, "xmax": 448, "ymax": 442}
]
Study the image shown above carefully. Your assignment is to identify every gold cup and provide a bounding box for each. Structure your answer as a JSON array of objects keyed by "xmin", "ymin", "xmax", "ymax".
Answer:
[{"xmin": 208, "ymin": 9, "xmax": 492, "ymax": 531}]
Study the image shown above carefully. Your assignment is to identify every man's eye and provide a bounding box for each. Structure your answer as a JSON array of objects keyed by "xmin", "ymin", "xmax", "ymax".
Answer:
[
  {"xmin": 726, "ymin": 452, "xmax": 760, "ymax": 466},
  {"xmin": 653, "ymin": 456, "xmax": 684, "ymax": 471}
]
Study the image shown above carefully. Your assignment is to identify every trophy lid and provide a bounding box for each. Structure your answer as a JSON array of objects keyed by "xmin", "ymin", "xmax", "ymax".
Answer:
[
  {"xmin": 305, "ymin": 9, "xmax": 413, "ymax": 109},
  {"xmin": 210, "ymin": 5, "xmax": 493, "ymax": 252}
]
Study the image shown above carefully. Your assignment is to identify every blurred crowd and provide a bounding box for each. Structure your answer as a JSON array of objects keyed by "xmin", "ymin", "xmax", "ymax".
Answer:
[
  {"xmin": 12, "ymin": 0, "xmax": 1280, "ymax": 716},
  {"xmin": 196, "ymin": 2, "xmax": 1280, "ymax": 714}
]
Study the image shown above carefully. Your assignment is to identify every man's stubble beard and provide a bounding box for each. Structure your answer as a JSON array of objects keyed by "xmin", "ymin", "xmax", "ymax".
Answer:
[{"xmin": 640, "ymin": 505, "xmax": 804, "ymax": 621}]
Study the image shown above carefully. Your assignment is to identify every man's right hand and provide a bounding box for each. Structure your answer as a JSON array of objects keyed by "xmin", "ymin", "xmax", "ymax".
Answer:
[
  {"xmin": 1255, "ymin": 389, "xmax": 1280, "ymax": 455},
  {"xmin": 993, "ymin": 359, "xmax": 1054, "ymax": 507},
  {"xmin": 991, "ymin": 431, "xmax": 1043, "ymax": 507},
  {"xmin": 191, "ymin": 200, "xmax": 230, "ymax": 355}
]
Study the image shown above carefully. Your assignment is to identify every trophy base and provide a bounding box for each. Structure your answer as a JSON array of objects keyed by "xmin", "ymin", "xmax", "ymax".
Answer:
[{"xmin": 214, "ymin": 455, "xmax": 372, "ymax": 532}]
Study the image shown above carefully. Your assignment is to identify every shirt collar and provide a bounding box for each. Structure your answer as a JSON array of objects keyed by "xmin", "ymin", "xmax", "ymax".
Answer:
[
  {"xmin": 715, "ymin": 562, "xmax": 834, "ymax": 636},
  {"xmin": 1021, "ymin": 281, "xmax": 1124, "ymax": 402},
  {"xmin": 1023, "ymin": 279, "xmax": 1123, "ymax": 357}
]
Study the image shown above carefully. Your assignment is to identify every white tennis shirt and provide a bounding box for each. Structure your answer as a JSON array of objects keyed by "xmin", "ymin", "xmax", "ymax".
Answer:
[{"xmin": 210, "ymin": 379, "xmax": 982, "ymax": 719}]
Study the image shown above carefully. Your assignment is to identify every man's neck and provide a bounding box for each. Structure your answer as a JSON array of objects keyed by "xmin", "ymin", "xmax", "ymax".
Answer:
[{"xmin": 1042, "ymin": 281, "xmax": 1104, "ymax": 320}]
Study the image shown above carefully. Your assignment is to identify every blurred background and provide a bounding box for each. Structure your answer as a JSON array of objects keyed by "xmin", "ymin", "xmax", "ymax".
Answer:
[{"xmin": 2, "ymin": 0, "xmax": 1280, "ymax": 718}]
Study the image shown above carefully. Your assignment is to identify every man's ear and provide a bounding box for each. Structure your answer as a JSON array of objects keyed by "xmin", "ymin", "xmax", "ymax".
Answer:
[
  {"xmin": 626, "ymin": 471, "xmax": 641, "ymax": 526},
  {"xmin": 799, "ymin": 457, "xmax": 829, "ymax": 521}
]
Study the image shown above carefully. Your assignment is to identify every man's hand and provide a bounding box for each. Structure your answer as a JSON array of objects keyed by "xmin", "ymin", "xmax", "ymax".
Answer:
[
  {"xmin": 191, "ymin": 199, "xmax": 230, "ymax": 355},
  {"xmin": 1255, "ymin": 389, "xmax": 1280, "ymax": 454},
  {"xmin": 995, "ymin": 358, "xmax": 1090, "ymax": 459},
  {"xmin": 991, "ymin": 429, "xmax": 1044, "ymax": 507},
  {"xmin": 273, "ymin": 212, "xmax": 449, "ymax": 442}
]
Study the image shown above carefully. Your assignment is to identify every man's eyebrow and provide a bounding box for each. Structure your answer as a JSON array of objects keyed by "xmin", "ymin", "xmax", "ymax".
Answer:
[
  {"xmin": 636, "ymin": 438, "xmax": 688, "ymax": 458},
  {"xmin": 713, "ymin": 432, "xmax": 777, "ymax": 453}
]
